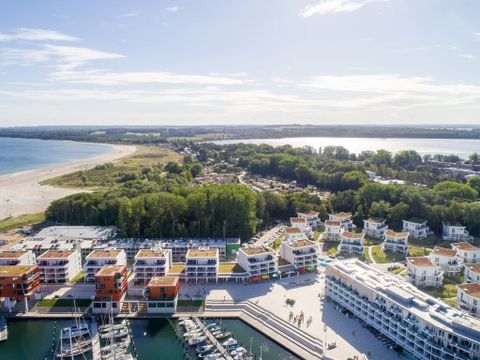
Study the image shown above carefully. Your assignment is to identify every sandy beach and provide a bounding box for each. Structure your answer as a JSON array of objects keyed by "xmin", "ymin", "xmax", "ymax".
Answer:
[{"xmin": 0, "ymin": 143, "xmax": 137, "ymax": 220}]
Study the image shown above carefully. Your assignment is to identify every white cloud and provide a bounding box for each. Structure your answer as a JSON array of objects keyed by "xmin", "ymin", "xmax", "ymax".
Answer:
[
  {"xmin": 115, "ymin": 10, "xmax": 143, "ymax": 18},
  {"xmin": 299, "ymin": 0, "xmax": 388, "ymax": 18},
  {"xmin": 165, "ymin": 6, "xmax": 182, "ymax": 12},
  {"xmin": 460, "ymin": 54, "xmax": 476, "ymax": 60},
  {"xmin": 0, "ymin": 28, "xmax": 78, "ymax": 42},
  {"xmin": 474, "ymin": 32, "xmax": 480, "ymax": 39}
]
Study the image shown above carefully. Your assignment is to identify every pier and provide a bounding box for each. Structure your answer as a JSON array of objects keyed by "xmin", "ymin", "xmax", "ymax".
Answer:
[{"xmin": 192, "ymin": 317, "xmax": 233, "ymax": 360}]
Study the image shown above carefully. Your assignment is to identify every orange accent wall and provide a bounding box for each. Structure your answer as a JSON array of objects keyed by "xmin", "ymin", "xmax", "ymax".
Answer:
[
  {"xmin": 0, "ymin": 266, "xmax": 41, "ymax": 300},
  {"xmin": 95, "ymin": 265, "xmax": 128, "ymax": 302},
  {"xmin": 147, "ymin": 279, "xmax": 179, "ymax": 300}
]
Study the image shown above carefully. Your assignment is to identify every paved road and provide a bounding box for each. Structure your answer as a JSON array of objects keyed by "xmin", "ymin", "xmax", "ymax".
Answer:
[{"xmin": 253, "ymin": 225, "xmax": 284, "ymax": 247}]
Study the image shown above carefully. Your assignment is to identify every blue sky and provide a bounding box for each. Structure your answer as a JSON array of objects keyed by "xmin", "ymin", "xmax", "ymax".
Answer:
[{"xmin": 0, "ymin": 0, "xmax": 479, "ymax": 126}]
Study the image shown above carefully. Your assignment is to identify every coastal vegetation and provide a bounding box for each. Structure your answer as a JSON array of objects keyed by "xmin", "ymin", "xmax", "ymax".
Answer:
[{"xmin": 0, "ymin": 212, "xmax": 45, "ymax": 233}]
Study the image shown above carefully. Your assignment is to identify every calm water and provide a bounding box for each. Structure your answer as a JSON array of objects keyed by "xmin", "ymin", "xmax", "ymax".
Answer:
[
  {"xmin": 0, "ymin": 137, "xmax": 111, "ymax": 175},
  {"xmin": 0, "ymin": 318, "xmax": 297, "ymax": 360},
  {"xmin": 213, "ymin": 137, "xmax": 480, "ymax": 159}
]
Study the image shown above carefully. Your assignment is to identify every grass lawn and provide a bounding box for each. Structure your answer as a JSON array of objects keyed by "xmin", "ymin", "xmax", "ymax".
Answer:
[
  {"xmin": 37, "ymin": 298, "xmax": 92, "ymax": 307},
  {"xmin": 422, "ymin": 275, "xmax": 463, "ymax": 305},
  {"xmin": 69, "ymin": 271, "xmax": 85, "ymax": 284},
  {"xmin": 0, "ymin": 212, "xmax": 45, "ymax": 233},
  {"xmin": 370, "ymin": 245, "xmax": 431, "ymax": 264},
  {"xmin": 313, "ymin": 230, "xmax": 322, "ymax": 241},
  {"xmin": 41, "ymin": 145, "xmax": 182, "ymax": 189},
  {"xmin": 271, "ymin": 234, "xmax": 285, "ymax": 250}
]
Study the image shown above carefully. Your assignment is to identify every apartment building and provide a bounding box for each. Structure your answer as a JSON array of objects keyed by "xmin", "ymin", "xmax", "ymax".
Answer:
[
  {"xmin": 457, "ymin": 283, "xmax": 480, "ymax": 317},
  {"xmin": 363, "ymin": 217, "xmax": 388, "ymax": 239},
  {"xmin": 144, "ymin": 276, "xmax": 180, "ymax": 313},
  {"xmin": 429, "ymin": 247, "xmax": 463, "ymax": 276},
  {"xmin": 442, "ymin": 222, "xmax": 474, "ymax": 242},
  {"xmin": 406, "ymin": 257, "xmax": 444, "ymax": 287},
  {"xmin": 328, "ymin": 212, "xmax": 355, "ymax": 231},
  {"xmin": 237, "ymin": 246, "xmax": 276, "ymax": 280},
  {"xmin": 0, "ymin": 250, "xmax": 36, "ymax": 266},
  {"xmin": 284, "ymin": 227, "xmax": 307, "ymax": 242},
  {"xmin": 402, "ymin": 218, "xmax": 432, "ymax": 240},
  {"xmin": 326, "ymin": 259, "xmax": 480, "ymax": 360},
  {"xmin": 13, "ymin": 237, "xmax": 94, "ymax": 263},
  {"xmin": 133, "ymin": 249, "xmax": 172, "ymax": 285},
  {"xmin": 92, "ymin": 264, "xmax": 128, "ymax": 314},
  {"xmin": 185, "ymin": 249, "xmax": 219, "ymax": 283},
  {"xmin": 37, "ymin": 250, "xmax": 82, "ymax": 283},
  {"xmin": 297, "ymin": 210, "xmax": 321, "ymax": 228},
  {"xmin": 84, "ymin": 249, "xmax": 127, "ymax": 283},
  {"xmin": 33, "ymin": 226, "xmax": 116, "ymax": 242},
  {"xmin": 464, "ymin": 264, "xmax": 480, "ymax": 284},
  {"xmin": 338, "ymin": 231, "xmax": 365, "ymax": 256},
  {"xmin": 452, "ymin": 242, "xmax": 480, "ymax": 264},
  {"xmin": 279, "ymin": 239, "xmax": 319, "ymax": 271},
  {"xmin": 289, "ymin": 217, "xmax": 312, "ymax": 238},
  {"xmin": 0, "ymin": 265, "xmax": 40, "ymax": 300},
  {"xmin": 383, "ymin": 230, "xmax": 409, "ymax": 255},
  {"xmin": 322, "ymin": 220, "xmax": 342, "ymax": 241}
]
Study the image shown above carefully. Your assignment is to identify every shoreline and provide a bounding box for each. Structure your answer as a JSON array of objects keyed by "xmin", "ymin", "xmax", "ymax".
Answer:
[{"xmin": 0, "ymin": 143, "xmax": 137, "ymax": 220}]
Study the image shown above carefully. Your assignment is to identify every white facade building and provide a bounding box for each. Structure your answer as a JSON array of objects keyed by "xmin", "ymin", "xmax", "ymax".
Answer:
[
  {"xmin": 363, "ymin": 217, "xmax": 388, "ymax": 239},
  {"xmin": 326, "ymin": 259, "xmax": 480, "ymax": 360},
  {"xmin": 442, "ymin": 222, "xmax": 474, "ymax": 242},
  {"xmin": 406, "ymin": 257, "xmax": 444, "ymax": 287},
  {"xmin": 185, "ymin": 249, "xmax": 219, "ymax": 283},
  {"xmin": 452, "ymin": 242, "xmax": 480, "ymax": 264},
  {"xmin": 464, "ymin": 264, "xmax": 480, "ymax": 284},
  {"xmin": 284, "ymin": 227, "xmax": 307, "ymax": 242},
  {"xmin": 289, "ymin": 217, "xmax": 312, "ymax": 238},
  {"xmin": 33, "ymin": 226, "xmax": 115, "ymax": 241},
  {"xmin": 133, "ymin": 249, "xmax": 172, "ymax": 285},
  {"xmin": 297, "ymin": 211, "xmax": 320, "ymax": 228},
  {"xmin": 84, "ymin": 249, "xmax": 127, "ymax": 283},
  {"xmin": 322, "ymin": 220, "xmax": 342, "ymax": 241},
  {"xmin": 338, "ymin": 231, "xmax": 365, "ymax": 256},
  {"xmin": 328, "ymin": 212, "xmax": 355, "ymax": 231},
  {"xmin": 383, "ymin": 230, "xmax": 409, "ymax": 255},
  {"xmin": 37, "ymin": 250, "xmax": 82, "ymax": 283},
  {"xmin": 279, "ymin": 239, "xmax": 319, "ymax": 270},
  {"xmin": 457, "ymin": 283, "xmax": 480, "ymax": 317},
  {"xmin": 237, "ymin": 246, "xmax": 276, "ymax": 278},
  {"xmin": 429, "ymin": 247, "xmax": 463, "ymax": 276},
  {"xmin": 0, "ymin": 250, "xmax": 36, "ymax": 266},
  {"xmin": 402, "ymin": 218, "xmax": 432, "ymax": 240}
]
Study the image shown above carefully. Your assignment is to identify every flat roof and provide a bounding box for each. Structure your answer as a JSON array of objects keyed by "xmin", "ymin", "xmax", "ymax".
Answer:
[
  {"xmin": 443, "ymin": 221, "xmax": 464, "ymax": 227},
  {"xmin": 240, "ymin": 246, "xmax": 273, "ymax": 256},
  {"xmin": 218, "ymin": 262, "xmax": 247, "ymax": 274},
  {"xmin": 341, "ymin": 231, "xmax": 364, "ymax": 239},
  {"xmin": 0, "ymin": 250, "xmax": 28, "ymax": 259},
  {"xmin": 458, "ymin": 283, "xmax": 480, "ymax": 299},
  {"xmin": 330, "ymin": 212, "xmax": 352, "ymax": 219},
  {"xmin": 285, "ymin": 227, "xmax": 302, "ymax": 234},
  {"xmin": 325, "ymin": 220, "xmax": 341, "ymax": 226},
  {"xmin": 431, "ymin": 247, "xmax": 456, "ymax": 258},
  {"xmin": 465, "ymin": 264, "xmax": 480, "ymax": 274},
  {"xmin": 289, "ymin": 239, "xmax": 316, "ymax": 248},
  {"xmin": 365, "ymin": 217, "xmax": 385, "ymax": 223},
  {"xmin": 148, "ymin": 276, "xmax": 178, "ymax": 286},
  {"xmin": 135, "ymin": 249, "xmax": 168, "ymax": 258},
  {"xmin": 0, "ymin": 265, "xmax": 35, "ymax": 277},
  {"xmin": 87, "ymin": 249, "xmax": 122, "ymax": 258},
  {"xmin": 169, "ymin": 263, "xmax": 185, "ymax": 274},
  {"xmin": 384, "ymin": 230, "xmax": 409, "ymax": 238},
  {"xmin": 407, "ymin": 256, "xmax": 435, "ymax": 267},
  {"xmin": 290, "ymin": 217, "xmax": 306, "ymax": 224},
  {"xmin": 406, "ymin": 217, "xmax": 427, "ymax": 224},
  {"xmin": 298, "ymin": 210, "xmax": 319, "ymax": 216},
  {"xmin": 96, "ymin": 265, "xmax": 125, "ymax": 276},
  {"xmin": 452, "ymin": 242, "xmax": 480, "ymax": 251},
  {"xmin": 186, "ymin": 249, "xmax": 218, "ymax": 258},
  {"xmin": 38, "ymin": 250, "xmax": 74, "ymax": 259},
  {"xmin": 34, "ymin": 226, "xmax": 114, "ymax": 240}
]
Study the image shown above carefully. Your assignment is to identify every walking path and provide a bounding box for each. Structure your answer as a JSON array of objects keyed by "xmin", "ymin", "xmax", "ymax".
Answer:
[{"xmin": 367, "ymin": 245, "xmax": 377, "ymax": 264}]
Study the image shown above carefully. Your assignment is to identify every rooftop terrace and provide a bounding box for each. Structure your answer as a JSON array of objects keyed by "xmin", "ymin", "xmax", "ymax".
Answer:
[{"xmin": 0, "ymin": 265, "xmax": 36, "ymax": 277}]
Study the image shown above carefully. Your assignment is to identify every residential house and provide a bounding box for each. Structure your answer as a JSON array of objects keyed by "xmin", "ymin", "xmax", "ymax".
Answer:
[
  {"xmin": 185, "ymin": 249, "xmax": 219, "ymax": 284},
  {"xmin": 84, "ymin": 249, "xmax": 127, "ymax": 283},
  {"xmin": 289, "ymin": 217, "xmax": 312, "ymax": 238},
  {"xmin": 297, "ymin": 211, "xmax": 321, "ymax": 228},
  {"xmin": 37, "ymin": 250, "xmax": 82, "ymax": 283},
  {"xmin": 92, "ymin": 264, "xmax": 128, "ymax": 314},
  {"xmin": 383, "ymin": 230, "xmax": 409, "ymax": 255},
  {"xmin": 279, "ymin": 239, "xmax": 319, "ymax": 272},
  {"xmin": 429, "ymin": 247, "xmax": 463, "ymax": 276},
  {"xmin": 452, "ymin": 242, "xmax": 480, "ymax": 264},
  {"xmin": 457, "ymin": 283, "xmax": 480, "ymax": 317},
  {"xmin": 0, "ymin": 265, "xmax": 40, "ymax": 311},
  {"xmin": 133, "ymin": 249, "xmax": 172, "ymax": 285},
  {"xmin": 237, "ymin": 246, "xmax": 276, "ymax": 281},
  {"xmin": 0, "ymin": 250, "xmax": 36, "ymax": 266},
  {"xmin": 322, "ymin": 220, "xmax": 342, "ymax": 242},
  {"xmin": 402, "ymin": 218, "xmax": 432, "ymax": 240},
  {"xmin": 363, "ymin": 217, "xmax": 388, "ymax": 239},
  {"xmin": 406, "ymin": 257, "xmax": 444, "ymax": 287},
  {"xmin": 442, "ymin": 222, "xmax": 474, "ymax": 242},
  {"xmin": 338, "ymin": 231, "xmax": 365, "ymax": 256},
  {"xmin": 284, "ymin": 227, "xmax": 307, "ymax": 242},
  {"xmin": 329, "ymin": 212, "xmax": 355, "ymax": 231},
  {"xmin": 464, "ymin": 264, "xmax": 480, "ymax": 283},
  {"xmin": 144, "ymin": 276, "xmax": 180, "ymax": 313}
]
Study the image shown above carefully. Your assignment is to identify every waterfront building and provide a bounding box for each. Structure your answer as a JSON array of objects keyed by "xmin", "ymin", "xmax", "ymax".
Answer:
[
  {"xmin": 402, "ymin": 218, "xmax": 432, "ymax": 240},
  {"xmin": 33, "ymin": 226, "xmax": 116, "ymax": 241},
  {"xmin": 326, "ymin": 259, "xmax": 480, "ymax": 360},
  {"xmin": 442, "ymin": 222, "xmax": 474, "ymax": 242},
  {"xmin": 284, "ymin": 227, "xmax": 307, "ymax": 242},
  {"xmin": 37, "ymin": 249, "xmax": 82, "ymax": 283},
  {"xmin": 383, "ymin": 230, "xmax": 409, "ymax": 255},
  {"xmin": 429, "ymin": 247, "xmax": 463, "ymax": 276},
  {"xmin": 328, "ymin": 212, "xmax": 355, "ymax": 231},
  {"xmin": 451, "ymin": 242, "xmax": 480, "ymax": 264},
  {"xmin": 133, "ymin": 249, "xmax": 172, "ymax": 285},
  {"xmin": 363, "ymin": 217, "xmax": 388, "ymax": 239},
  {"xmin": 144, "ymin": 276, "xmax": 180, "ymax": 313},
  {"xmin": 0, "ymin": 250, "xmax": 36, "ymax": 266},
  {"xmin": 0, "ymin": 265, "xmax": 41, "ymax": 311},
  {"xmin": 279, "ymin": 239, "xmax": 319, "ymax": 272},
  {"xmin": 322, "ymin": 220, "xmax": 342, "ymax": 241},
  {"xmin": 464, "ymin": 264, "xmax": 480, "ymax": 283},
  {"xmin": 338, "ymin": 231, "xmax": 365, "ymax": 256},
  {"xmin": 84, "ymin": 249, "xmax": 127, "ymax": 283},
  {"xmin": 297, "ymin": 210, "xmax": 320, "ymax": 228},
  {"xmin": 237, "ymin": 246, "xmax": 276, "ymax": 281},
  {"xmin": 185, "ymin": 249, "xmax": 219, "ymax": 284},
  {"xmin": 406, "ymin": 257, "xmax": 444, "ymax": 287},
  {"xmin": 457, "ymin": 283, "xmax": 480, "ymax": 317},
  {"xmin": 289, "ymin": 217, "xmax": 312, "ymax": 238},
  {"xmin": 92, "ymin": 264, "xmax": 128, "ymax": 314}
]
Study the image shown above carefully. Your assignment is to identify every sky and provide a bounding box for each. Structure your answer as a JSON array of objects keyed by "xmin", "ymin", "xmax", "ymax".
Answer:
[{"xmin": 0, "ymin": 0, "xmax": 479, "ymax": 127}]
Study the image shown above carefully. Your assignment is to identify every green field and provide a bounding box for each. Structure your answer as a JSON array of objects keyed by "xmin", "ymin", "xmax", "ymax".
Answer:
[
  {"xmin": 369, "ymin": 245, "xmax": 431, "ymax": 263},
  {"xmin": 41, "ymin": 146, "xmax": 182, "ymax": 189},
  {"xmin": 0, "ymin": 212, "xmax": 45, "ymax": 233}
]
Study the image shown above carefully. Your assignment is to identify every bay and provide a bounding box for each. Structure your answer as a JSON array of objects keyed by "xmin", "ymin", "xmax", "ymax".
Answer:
[{"xmin": 0, "ymin": 137, "xmax": 111, "ymax": 175}]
